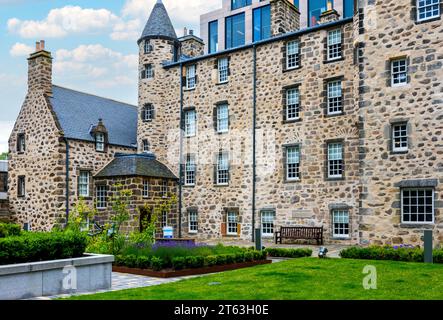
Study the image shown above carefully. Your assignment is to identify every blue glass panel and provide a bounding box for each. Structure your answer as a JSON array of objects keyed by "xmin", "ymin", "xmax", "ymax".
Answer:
[
  {"xmin": 208, "ymin": 20, "xmax": 218, "ymax": 53},
  {"xmin": 232, "ymin": 0, "xmax": 252, "ymax": 10},
  {"xmin": 308, "ymin": 0, "xmax": 328, "ymax": 26},
  {"xmin": 225, "ymin": 13, "xmax": 245, "ymax": 49},
  {"xmin": 344, "ymin": 0, "xmax": 354, "ymax": 18}
]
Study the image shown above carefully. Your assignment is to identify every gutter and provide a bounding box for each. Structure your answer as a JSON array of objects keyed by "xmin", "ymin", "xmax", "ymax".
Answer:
[
  {"xmin": 163, "ymin": 18, "xmax": 353, "ymax": 69},
  {"xmin": 178, "ymin": 63, "xmax": 184, "ymax": 238},
  {"xmin": 252, "ymin": 45, "xmax": 257, "ymax": 243},
  {"xmin": 63, "ymin": 137, "xmax": 70, "ymax": 227}
]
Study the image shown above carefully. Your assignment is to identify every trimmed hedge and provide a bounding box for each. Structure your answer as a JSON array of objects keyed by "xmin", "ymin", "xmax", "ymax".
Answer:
[
  {"xmin": 340, "ymin": 246, "xmax": 443, "ymax": 263},
  {"xmin": 0, "ymin": 223, "xmax": 21, "ymax": 238},
  {"xmin": 265, "ymin": 248, "xmax": 313, "ymax": 258},
  {"xmin": 0, "ymin": 231, "xmax": 88, "ymax": 265},
  {"xmin": 115, "ymin": 249, "xmax": 268, "ymax": 271}
]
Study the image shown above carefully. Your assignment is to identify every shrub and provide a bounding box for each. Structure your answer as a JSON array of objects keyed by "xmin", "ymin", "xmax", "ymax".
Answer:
[
  {"xmin": 185, "ymin": 256, "xmax": 204, "ymax": 269},
  {"xmin": 136, "ymin": 256, "xmax": 150, "ymax": 269},
  {"xmin": 172, "ymin": 257, "xmax": 186, "ymax": 270},
  {"xmin": 244, "ymin": 251, "xmax": 254, "ymax": 262},
  {"xmin": 0, "ymin": 231, "xmax": 87, "ymax": 265},
  {"xmin": 205, "ymin": 255, "xmax": 217, "ymax": 267},
  {"xmin": 216, "ymin": 254, "xmax": 227, "ymax": 266},
  {"xmin": 124, "ymin": 254, "xmax": 137, "ymax": 268},
  {"xmin": 252, "ymin": 250, "xmax": 262, "ymax": 261},
  {"xmin": 150, "ymin": 256, "xmax": 164, "ymax": 271},
  {"xmin": 0, "ymin": 223, "xmax": 21, "ymax": 238},
  {"xmin": 114, "ymin": 255, "xmax": 125, "ymax": 267},
  {"xmin": 234, "ymin": 252, "xmax": 245, "ymax": 263},
  {"xmin": 264, "ymin": 248, "xmax": 312, "ymax": 258},
  {"xmin": 340, "ymin": 246, "xmax": 443, "ymax": 264}
]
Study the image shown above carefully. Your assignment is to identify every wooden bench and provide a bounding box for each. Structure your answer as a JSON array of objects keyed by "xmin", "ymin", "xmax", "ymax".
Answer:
[{"xmin": 275, "ymin": 226, "xmax": 324, "ymax": 245}]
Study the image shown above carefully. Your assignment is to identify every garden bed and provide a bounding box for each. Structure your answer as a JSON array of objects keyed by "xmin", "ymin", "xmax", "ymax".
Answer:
[{"xmin": 113, "ymin": 259, "xmax": 271, "ymax": 278}]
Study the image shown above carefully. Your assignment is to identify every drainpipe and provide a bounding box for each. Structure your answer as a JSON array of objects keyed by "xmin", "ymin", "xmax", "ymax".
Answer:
[
  {"xmin": 178, "ymin": 63, "xmax": 184, "ymax": 238},
  {"xmin": 252, "ymin": 45, "xmax": 257, "ymax": 243},
  {"xmin": 63, "ymin": 137, "xmax": 70, "ymax": 227}
]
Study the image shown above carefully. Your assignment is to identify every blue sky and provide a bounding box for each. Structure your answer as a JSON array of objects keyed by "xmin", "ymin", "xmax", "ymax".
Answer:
[{"xmin": 0, "ymin": 0, "xmax": 220, "ymax": 153}]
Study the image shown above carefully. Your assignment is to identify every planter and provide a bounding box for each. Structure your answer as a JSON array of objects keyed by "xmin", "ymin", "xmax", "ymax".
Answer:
[
  {"xmin": 113, "ymin": 259, "xmax": 271, "ymax": 278},
  {"xmin": 0, "ymin": 253, "xmax": 114, "ymax": 300}
]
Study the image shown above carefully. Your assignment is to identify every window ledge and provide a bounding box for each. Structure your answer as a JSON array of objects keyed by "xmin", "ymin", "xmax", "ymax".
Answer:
[
  {"xmin": 325, "ymin": 112, "xmax": 345, "ymax": 118},
  {"xmin": 214, "ymin": 184, "xmax": 230, "ymax": 188},
  {"xmin": 390, "ymin": 150, "xmax": 409, "ymax": 155},
  {"xmin": 283, "ymin": 66, "xmax": 302, "ymax": 73},
  {"xmin": 283, "ymin": 118, "xmax": 302, "ymax": 124},
  {"xmin": 184, "ymin": 87, "xmax": 196, "ymax": 92},
  {"xmin": 188, "ymin": 231, "xmax": 198, "ymax": 234},
  {"xmin": 216, "ymin": 81, "xmax": 229, "ymax": 86},
  {"xmin": 324, "ymin": 57, "xmax": 344, "ymax": 64},
  {"xmin": 415, "ymin": 16, "xmax": 441, "ymax": 25},
  {"xmin": 184, "ymin": 184, "xmax": 196, "ymax": 188},
  {"xmin": 142, "ymin": 119, "xmax": 153, "ymax": 123},
  {"xmin": 331, "ymin": 237, "xmax": 350, "ymax": 240},
  {"xmin": 326, "ymin": 177, "xmax": 345, "ymax": 182},
  {"xmin": 400, "ymin": 223, "xmax": 434, "ymax": 229},
  {"xmin": 285, "ymin": 178, "xmax": 301, "ymax": 184},
  {"xmin": 79, "ymin": 196, "xmax": 92, "ymax": 201}
]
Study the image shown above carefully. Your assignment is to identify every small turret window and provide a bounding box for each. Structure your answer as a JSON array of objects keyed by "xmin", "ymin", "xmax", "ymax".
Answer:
[
  {"xmin": 142, "ymin": 140, "xmax": 150, "ymax": 153},
  {"xmin": 95, "ymin": 133, "xmax": 105, "ymax": 152},
  {"xmin": 144, "ymin": 40, "xmax": 153, "ymax": 53},
  {"xmin": 142, "ymin": 104, "xmax": 154, "ymax": 121},
  {"xmin": 17, "ymin": 133, "xmax": 25, "ymax": 153},
  {"xmin": 141, "ymin": 64, "xmax": 154, "ymax": 79}
]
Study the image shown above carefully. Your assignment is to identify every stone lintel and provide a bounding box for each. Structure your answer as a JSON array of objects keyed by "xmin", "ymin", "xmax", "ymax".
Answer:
[{"xmin": 394, "ymin": 179, "xmax": 438, "ymax": 188}]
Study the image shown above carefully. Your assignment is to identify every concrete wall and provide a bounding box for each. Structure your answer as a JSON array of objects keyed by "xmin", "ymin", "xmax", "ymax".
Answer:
[{"xmin": 0, "ymin": 254, "xmax": 113, "ymax": 300}]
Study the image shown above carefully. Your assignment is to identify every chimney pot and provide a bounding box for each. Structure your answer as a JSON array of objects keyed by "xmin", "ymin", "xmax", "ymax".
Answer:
[
  {"xmin": 36, "ymin": 41, "xmax": 40, "ymax": 52},
  {"xmin": 184, "ymin": 27, "xmax": 188, "ymax": 36},
  {"xmin": 189, "ymin": 29, "xmax": 194, "ymax": 35},
  {"xmin": 40, "ymin": 40, "xmax": 45, "ymax": 50},
  {"xmin": 327, "ymin": 0, "xmax": 333, "ymax": 11}
]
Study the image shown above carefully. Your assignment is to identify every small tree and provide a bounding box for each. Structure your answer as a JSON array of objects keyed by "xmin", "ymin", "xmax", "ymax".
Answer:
[
  {"xmin": 64, "ymin": 197, "xmax": 97, "ymax": 233},
  {"xmin": 109, "ymin": 183, "xmax": 132, "ymax": 234}
]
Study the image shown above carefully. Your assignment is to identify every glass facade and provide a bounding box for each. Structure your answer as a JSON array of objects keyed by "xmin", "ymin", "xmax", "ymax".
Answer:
[
  {"xmin": 208, "ymin": 20, "xmax": 218, "ymax": 54},
  {"xmin": 308, "ymin": 0, "xmax": 328, "ymax": 26},
  {"xmin": 226, "ymin": 13, "xmax": 245, "ymax": 49},
  {"xmin": 231, "ymin": 0, "xmax": 252, "ymax": 10},
  {"xmin": 253, "ymin": 5, "xmax": 271, "ymax": 42},
  {"xmin": 343, "ymin": 0, "xmax": 354, "ymax": 18}
]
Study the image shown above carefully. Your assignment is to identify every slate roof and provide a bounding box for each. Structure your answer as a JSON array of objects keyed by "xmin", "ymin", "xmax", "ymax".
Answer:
[
  {"xmin": 50, "ymin": 85, "xmax": 137, "ymax": 148},
  {"xmin": 95, "ymin": 153, "xmax": 178, "ymax": 180},
  {"xmin": 139, "ymin": 0, "xmax": 177, "ymax": 43}
]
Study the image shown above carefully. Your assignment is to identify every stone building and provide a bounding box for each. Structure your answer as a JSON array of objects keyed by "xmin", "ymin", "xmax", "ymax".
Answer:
[{"xmin": 7, "ymin": 0, "xmax": 443, "ymax": 245}]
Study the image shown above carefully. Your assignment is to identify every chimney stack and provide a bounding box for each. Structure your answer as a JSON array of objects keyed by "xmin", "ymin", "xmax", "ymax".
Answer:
[
  {"xmin": 319, "ymin": 0, "xmax": 340, "ymax": 24},
  {"xmin": 183, "ymin": 27, "xmax": 188, "ymax": 36},
  {"xmin": 28, "ymin": 40, "xmax": 52, "ymax": 95},
  {"xmin": 189, "ymin": 29, "xmax": 194, "ymax": 36}
]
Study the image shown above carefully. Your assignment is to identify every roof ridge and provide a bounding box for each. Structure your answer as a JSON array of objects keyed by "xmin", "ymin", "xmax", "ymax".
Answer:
[{"xmin": 52, "ymin": 85, "xmax": 137, "ymax": 109}]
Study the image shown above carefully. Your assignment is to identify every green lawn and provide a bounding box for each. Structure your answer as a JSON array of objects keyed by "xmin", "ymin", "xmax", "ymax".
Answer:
[{"xmin": 68, "ymin": 258, "xmax": 443, "ymax": 300}]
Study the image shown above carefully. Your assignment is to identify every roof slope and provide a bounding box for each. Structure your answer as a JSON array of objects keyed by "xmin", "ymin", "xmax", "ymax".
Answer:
[
  {"xmin": 139, "ymin": 0, "xmax": 177, "ymax": 43},
  {"xmin": 49, "ymin": 85, "xmax": 137, "ymax": 148},
  {"xmin": 95, "ymin": 153, "xmax": 178, "ymax": 180}
]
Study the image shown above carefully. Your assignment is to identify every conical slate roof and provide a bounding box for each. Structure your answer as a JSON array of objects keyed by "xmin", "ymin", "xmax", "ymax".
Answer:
[{"xmin": 138, "ymin": 0, "xmax": 177, "ymax": 44}]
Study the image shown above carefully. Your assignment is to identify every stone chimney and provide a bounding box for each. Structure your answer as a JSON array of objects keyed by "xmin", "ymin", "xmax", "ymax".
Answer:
[
  {"xmin": 179, "ymin": 31, "xmax": 204, "ymax": 58},
  {"xmin": 319, "ymin": 1, "xmax": 340, "ymax": 24},
  {"xmin": 270, "ymin": 0, "xmax": 300, "ymax": 36},
  {"xmin": 28, "ymin": 40, "xmax": 52, "ymax": 95}
]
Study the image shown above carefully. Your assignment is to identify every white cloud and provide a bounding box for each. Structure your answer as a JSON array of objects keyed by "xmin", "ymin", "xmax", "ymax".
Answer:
[
  {"xmin": 0, "ymin": 121, "xmax": 14, "ymax": 153},
  {"xmin": 9, "ymin": 42, "xmax": 34, "ymax": 57},
  {"xmin": 7, "ymin": 6, "xmax": 119, "ymax": 38}
]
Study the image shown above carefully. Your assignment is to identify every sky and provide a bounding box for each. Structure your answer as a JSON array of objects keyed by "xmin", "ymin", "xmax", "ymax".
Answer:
[{"xmin": 0, "ymin": 0, "xmax": 220, "ymax": 153}]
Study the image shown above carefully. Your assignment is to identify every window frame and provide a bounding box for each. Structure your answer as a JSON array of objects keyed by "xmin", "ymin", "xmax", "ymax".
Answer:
[
  {"xmin": 216, "ymin": 152, "xmax": 230, "ymax": 185},
  {"xmin": 186, "ymin": 65, "xmax": 196, "ymax": 90},
  {"xmin": 286, "ymin": 40, "xmax": 300, "ymax": 70},
  {"xmin": 261, "ymin": 211, "xmax": 275, "ymax": 237},
  {"xmin": 327, "ymin": 80, "xmax": 343, "ymax": 115},
  {"xmin": 142, "ymin": 179, "xmax": 149, "ymax": 198},
  {"xmin": 17, "ymin": 176, "xmax": 25, "ymax": 198},
  {"xmin": 161, "ymin": 180, "xmax": 169, "ymax": 198},
  {"xmin": 286, "ymin": 87, "xmax": 301, "ymax": 121},
  {"xmin": 161, "ymin": 210, "xmax": 168, "ymax": 228},
  {"xmin": 401, "ymin": 188, "xmax": 435, "ymax": 224},
  {"xmin": 95, "ymin": 133, "xmax": 105, "ymax": 152},
  {"xmin": 188, "ymin": 210, "xmax": 198, "ymax": 234},
  {"xmin": 391, "ymin": 58, "xmax": 408, "ymax": 87},
  {"xmin": 231, "ymin": 0, "xmax": 252, "ymax": 11},
  {"xmin": 17, "ymin": 133, "xmax": 25, "ymax": 153},
  {"xmin": 218, "ymin": 57, "xmax": 229, "ymax": 83},
  {"xmin": 327, "ymin": 29, "xmax": 342, "ymax": 61},
  {"xmin": 142, "ymin": 104, "xmax": 154, "ymax": 122},
  {"xmin": 327, "ymin": 142, "xmax": 344, "ymax": 179},
  {"xmin": 185, "ymin": 154, "xmax": 196, "ymax": 186},
  {"xmin": 225, "ymin": 13, "xmax": 246, "ymax": 49},
  {"xmin": 78, "ymin": 171, "xmax": 90, "ymax": 198},
  {"xmin": 142, "ymin": 139, "xmax": 150, "ymax": 153},
  {"xmin": 184, "ymin": 109, "xmax": 197, "ymax": 137},
  {"xmin": 392, "ymin": 122, "xmax": 409, "ymax": 153},
  {"xmin": 208, "ymin": 20, "xmax": 219, "ymax": 54},
  {"xmin": 416, "ymin": 0, "xmax": 441, "ymax": 22},
  {"xmin": 96, "ymin": 185, "xmax": 107, "ymax": 209},
  {"xmin": 286, "ymin": 145, "xmax": 301, "ymax": 181},
  {"xmin": 332, "ymin": 209, "xmax": 350, "ymax": 238},
  {"xmin": 253, "ymin": 5, "xmax": 271, "ymax": 42},
  {"xmin": 144, "ymin": 40, "xmax": 153, "ymax": 54},
  {"xmin": 216, "ymin": 104, "xmax": 229, "ymax": 133},
  {"xmin": 227, "ymin": 211, "xmax": 238, "ymax": 235}
]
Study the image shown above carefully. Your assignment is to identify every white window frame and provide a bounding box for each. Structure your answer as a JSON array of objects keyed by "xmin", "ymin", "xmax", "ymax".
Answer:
[
  {"xmin": 227, "ymin": 212, "xmax": 238, "ymax": 235},
  {"xmin": 186, "ymin": 65, "xmax": 196, "ymax": 89},
  {"xmin": 332, "ymin": 210, "xmax": 350, "ymax": 238},
  {"xmin": 18, "ymin": 176, "xmax": 25, "ymax": 197},
  {"xmin": 185, "ymin": 154, "xmax": 196, "ymax": 186},
  {"xmin": 96, "ymin": 185, "xmax": 107, "ymax": 209},
  {"xmin": 188, "ymin": 210, "xmax": 198, "ymax": 234},
  {"xmin": 392, "ymin": 123, "xmax": 408, "ymax": 152},
  {"xmin": 401, "ymin": 188, "xmax": 435, "ymax": 224},
  {"xmin": 417, "ymin": 0, "xmax": 440, "ymax": 22},
  {"xmin": 217, "ymin": 104, "xmax": 229, "ymax": 133},
  {"xmin": 161, "ymin": 211, "xmax": 168, "ymax": 228},
  {"xmin": 142, "ymin": 140, "xmax": 150, "ymax": 153},
  {"xmin": 286, "ymin": 87, "xmax": 300, "ymax": 121},
  {"xmin": 286, "ymin": 146, "xmax": 300, "ymax": 181},
  {"xmin": 327, "ymin": 80, "xmax": 343, "ymax": 115},
  {"xmin": 78, "ymin": 171, "xmax": 90, "ymax": 197},
  {"xmin": 217, "ymin": 152, "xmax": 229, "ymax": 185},
  {"xmin": 161, "ymin": 180, "xmax": 168, "ymax": 198},
  {"xmin": 218, "ymin": 58, "xmax": 229, "ymax": 83},
  {"xmin": 327, "ymin": 29, "xmax": 342, "ymax": 61},
  {"xmin": 143, "ymin": 104, "xmax": 153, "ymax": 121},
  {"xmin": 142, "ymin": 179, "xmax": 149, "ymax": 198},
  {"xmin": 184, "ymin": 109, "xmax": 197, "ymax": 137},
  {"xmin": 391, "ymin": 58, "xmax": 408, "ymax": 87},
  {"xmin": 17, "ymin": 134, "xmax": 25, "ymax": 153},
  {"xmin": 261, "ymin": 211, "xmax": 275, "ymax": 237},
  {"xmin": 328, "ymin": 142, "xmax": 344, "ymax": 179},
  {"xmin": 95, "ymin": 133, "xmax": 105, "ymax": 152},
  {"xmin": 144, "ymin": 40, "xmax": 153, "ymax": 53},
  {"xmin": 286, "ymin": 40, "xmax": 300, "ymax": 70}
]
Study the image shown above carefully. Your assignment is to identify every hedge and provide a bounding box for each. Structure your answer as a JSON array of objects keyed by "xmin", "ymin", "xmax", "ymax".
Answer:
[
  {"xmin": 264, "ymin": 248, "xmax": 313, "ymax": 258},
  {"xmin": 0, "ymin": 223, "xmax": 21, "ymax": 238},
  {"xmin": 115, "ymin": 250, "xmax": 268, "ymax": 271},
  {"xmin": 0, "ymin": 231, "xmax": 88, "ymax": 265},
  {"xmin": 340, "ymin": 246, "xmax": 443, "ymax": 263}
]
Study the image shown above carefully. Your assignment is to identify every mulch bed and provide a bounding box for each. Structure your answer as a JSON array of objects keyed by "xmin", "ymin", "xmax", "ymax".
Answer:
[{"xmin": 112, "ymin": 260, "xmax": 272, "ymax": 278}]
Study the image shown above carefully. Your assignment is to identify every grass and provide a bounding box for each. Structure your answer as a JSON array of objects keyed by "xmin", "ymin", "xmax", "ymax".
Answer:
[{"xmin": 66, "ymin": 258, "xmax": 443, "ymax": 300}]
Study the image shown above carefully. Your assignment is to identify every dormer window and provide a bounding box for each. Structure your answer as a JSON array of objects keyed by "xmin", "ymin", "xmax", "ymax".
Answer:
[
  {"xmin": 144, "ymin": 40, "xmax": 153, "ymax": 53},
  {"xmin": 17, "ymin": 133, "xmax": 25, "ymax": 153},
  {"xmin": 95, "ymin": 133, "xmax": 105, "ymax": 152}
]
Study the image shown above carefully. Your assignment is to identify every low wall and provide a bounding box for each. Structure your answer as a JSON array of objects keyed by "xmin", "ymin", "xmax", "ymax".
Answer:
[{"xmin": 0, "ymin": 253, "xmax": 114, "ymax": 300}]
